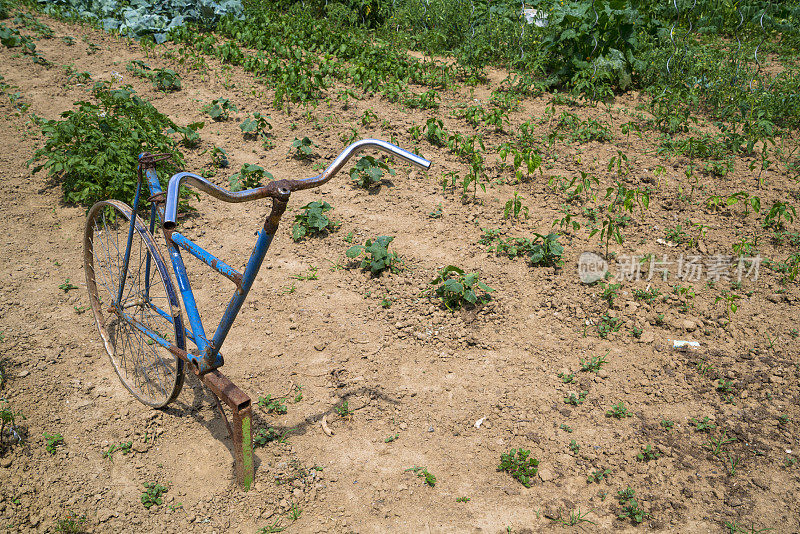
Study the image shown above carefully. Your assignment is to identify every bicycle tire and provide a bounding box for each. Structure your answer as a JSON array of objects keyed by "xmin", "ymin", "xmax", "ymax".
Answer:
[{"xmin": 84, "ymin": 200, "xmax": 185, "ymax": 408}]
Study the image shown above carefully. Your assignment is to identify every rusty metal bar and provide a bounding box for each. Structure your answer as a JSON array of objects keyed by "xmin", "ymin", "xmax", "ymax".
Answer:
[{"xmin": 166, "ymin": 343, "xmax": 253, "ymax": 490}]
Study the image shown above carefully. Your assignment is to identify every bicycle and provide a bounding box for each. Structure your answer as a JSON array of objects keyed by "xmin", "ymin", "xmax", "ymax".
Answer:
[{"xmin": 83, "ymin": 139, "xmax": 431, "ymax": 489}]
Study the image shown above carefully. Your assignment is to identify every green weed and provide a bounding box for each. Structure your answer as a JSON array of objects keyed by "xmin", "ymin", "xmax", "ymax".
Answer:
[
  {"xmin": 497, "ymin": 448, "xmax": 539, "ymax": 488},
  {"xmin": 292, "ymin": 201, "xmax": 338, "ymax": 241},
  {"xmin": 141, "ymin": 482, "xmax": 168, "ymax": 509},
  {"xmin": 430, "ymin": 265, "xmax": 494, "ymax": 310},
  {"xmin": 346, "ymin": 236, "xmax": 401, "ymax": 275}
]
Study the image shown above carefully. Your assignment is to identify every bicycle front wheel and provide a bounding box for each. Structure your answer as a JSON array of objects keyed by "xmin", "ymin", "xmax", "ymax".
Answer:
[{"xmin": 84, "ymin": 200, "xmax": 185, "ymax": 408}]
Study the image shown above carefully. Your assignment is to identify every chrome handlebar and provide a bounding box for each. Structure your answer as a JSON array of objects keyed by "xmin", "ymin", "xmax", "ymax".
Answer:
[{"xmin": 163, "ymin": 139, "xmax": 431, "ymax": 229}]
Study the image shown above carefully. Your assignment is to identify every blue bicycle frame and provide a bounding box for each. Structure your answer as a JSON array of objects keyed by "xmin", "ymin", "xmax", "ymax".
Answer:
[{"xmin": 116, "ymin": 140, "xmax": 431, "ymax": 375}]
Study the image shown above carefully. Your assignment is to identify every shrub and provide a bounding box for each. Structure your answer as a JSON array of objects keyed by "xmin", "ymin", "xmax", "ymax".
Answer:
[{"xmin": 28, "ymin": 82, "xmax": 184, "ymax": 206}]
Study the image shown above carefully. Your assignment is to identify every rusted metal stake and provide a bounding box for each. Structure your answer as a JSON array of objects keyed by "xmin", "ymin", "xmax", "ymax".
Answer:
[{"xmin": 231, "ymin": 405, "xmax": 254, "ymax": 491}]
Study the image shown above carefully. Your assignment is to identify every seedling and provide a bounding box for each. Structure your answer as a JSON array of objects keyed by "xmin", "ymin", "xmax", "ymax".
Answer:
[
  {"xmin": 617, "ymin": 488, "xmax": 648, "ymax": 524},
  {"xmin": 580, "ymin": 351, "xmax": 608, "ymax": 373},
  {"xmin": 705, "ymin": 431, "xmax": 737, "ymax": 456},
  {"xmin": 257, "ymin": 395, "xmax": 287, "ymax": 415},
  {"xmin": 349, "ymin": 155, "xmax": 395, "ymax": 188},
  {"xmin": 597, "ymin": 315, "xmax": 622, "ymax": 338},
  {"xmin": 291, "ymin": 136, "xmax": 316, "ymax": 159},
  {"xmin": 606, "ymin": 402, "xmax": 630, "ymax": 419},
  {"xmin": 564, "ymin": 391, "xmax": 588, "ymax": 406},
  {"xmin": 428, "ymin": 204, "xmax": 443, "ymax": 218},
  {"xmin": 559, "ymin": 424, "xmax": 573, "ymax": 433},
  {"xmin": 587, "ymin": 469, "xmax": 610, "ymax": 484},
  {"xmin": 44, "ymin": 432, "xmax": 63, "ymax": 454},
  {"xmin": 692, "ymin": 416, "xmax": 716, "ymax": 433},
  {"xmin": 551, "ymin": 508, "xmax": 596, "ymax": 527},
  {"xmin": 405, "ymin": 466, "xmax": 436, "ymax": 486},
  {"xmin": 503, "ymin": 192, "xmax": 529, "ymax": 219},
  {"xmin": 599, "ymin": 283, "xmax": 620, "ymax": 306},
  {"xmin": 384, "ymin": 433, "xmax": 399, "ymax": 443},
  {"xmin": 716, "ymin": 379, "xmax": 734, "ymax": 394},
  {"xmin": 632, "ymin": 287, "xmax": 661, "ymax": 303},
  {"xmin": 557, "ymin": 372, "xmax": 575, "ymax": 384},
  {"xmin": 141, "ymin": 482, "xmax": 168, "ymax": 509},
  {"xmin": 430, "ymin": 265, "xmax": 494, "ymax": 310},
  {"xmin": 660, "ymin": 419, "xmax": 674, "ymax": 429},
  {"xmin": 0, "ymin": 401, "xmax": 24, "ymax": 451},
  {"xmin": 569, "ymin": 439, "xmax": 580, "ymax": 453},
  {"xmin": 103, "ymin": 441, "xmax": 132, "ymax": 460},
  {"xmin": 239, "ymin": 112, "xmax": 272, "ymax": 143},
  {"xmin": 288, "ymin": 503, "xmax": 302, "ymax": 521},
  {"xmin": 253, "ymin": 427, "xmax": 282, "ymax": 446},
  {"xmin": 59, "ymin": 279, "xmax": 78, "ymax": 292},
  {"xmin": 346, "ymin": 236, "xmax": 401, "ymax": 275},
  {"xmin": 228, "ymin": 163, "xmax": 274, "ymax": 192},
  {"xmin": 497, "ymin": 448, "xmax": 539, "ymax": 487},
  {"xmin": 726, "ymin": 453, "xmax": 742, "ymax": 476},
  {"xmin": 292, "ymin": 201, "xmax": 338, "ymax": 241},
  {"xmin": 636, "ymin": 444, "xmax": 660, "ymax": 462},
  {"xmin": 201, "ymin": 97, "xmax": 237, "ymax": 121},
  {"xmin": 456, "ymin": 496, "xmax": 471, "ymax": 503},
  {"xmin": 335, "ymin": 400, "xmax": 353, "ymax": 418}
]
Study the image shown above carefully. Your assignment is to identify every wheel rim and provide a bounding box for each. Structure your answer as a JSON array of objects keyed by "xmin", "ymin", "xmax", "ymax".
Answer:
[{"xmin": 84, "ymin": 200, "xmax": 184, "ymax": 408}]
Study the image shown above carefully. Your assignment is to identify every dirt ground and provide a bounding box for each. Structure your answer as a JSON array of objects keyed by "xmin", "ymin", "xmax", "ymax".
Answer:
[{"xmin": 1, "ymin": 10, "xmax": 799, "ymax": 534}]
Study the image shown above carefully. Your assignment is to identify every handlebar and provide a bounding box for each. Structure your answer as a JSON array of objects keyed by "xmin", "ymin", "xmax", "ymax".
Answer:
[{"xmin": 162, "ymin": 139, "xmax": 431, "ymax": 229}]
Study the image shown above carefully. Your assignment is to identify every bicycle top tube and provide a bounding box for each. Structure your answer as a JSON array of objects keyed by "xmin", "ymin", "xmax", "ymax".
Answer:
[{"xmin": 163, "ymin": 139, "xmax": 431, "ymax": 229}]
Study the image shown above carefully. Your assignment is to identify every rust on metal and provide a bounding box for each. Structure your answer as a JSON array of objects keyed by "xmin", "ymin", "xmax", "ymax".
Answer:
[
  {"xmin": 264, "ymin": 197, "xmax": 288, "ymax": 234},
  {"xmin": 147, "ymin": 191, "xmax": 167, "ymax": 204}
]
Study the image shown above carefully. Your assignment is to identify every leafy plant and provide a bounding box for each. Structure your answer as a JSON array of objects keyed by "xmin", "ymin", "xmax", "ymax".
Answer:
[
  {"xmin": 503, "ymin": 192, "xmax": 529, "ymax": 219},
  {"xmin": 240, "ymin": 112, "xmax": 272, "ymax": 143},
  {"xmin": 0, "ymin": 400, "xmax": 25, "ymax": 452},
  {"xmin": 587, "ymin": 469, "xmax": 610, "ymax": 484},
  {"xmin": 597, "ymin": 315, "xmax": 622, "ymax": 338},
  {"xmin": 430, "ymin": 265, "xmax": 494, "ymax": 310},
  {"xmin": 636, "ymin": 444, "xmax": 660, "ymax": 462},
  {"xmin": 292, "ymin": 200, "xmax": 338, "ymax": 241},
  {"xmin": 54, "ymin": 509, "xmax": 88, "ymax": 533},
  {"xmin": 564, "ymin": 391, "xmax": 588, "ymax": 406},
  {"xmin": 291, "ymin": 136, "xmax": 316, "ymax": 159},
  {"xmin": 617, "ymin": 488, "xmax": 648, "ymax": 524},
  {"xmin": 59, "ymin": 279, "xmax": 78, "ymax": 292},
  {"xmin": 605, "ymin": 402, "xmax": 630, "ymax": 419},
  {"xmin": 103, "ymin": 441, "xmax": 132, "ymax": 460},
  {"xmin": 257, "ymin": 394, "xmax": 287, "ymax": 415},
  {"xmin": 335, "ymin": 400, "xmax": 353, "ymax": 418},
  {"xmin": 498, "ymin": 448, "xmax": 539, "ymax": 488},
  {"xmin": 228, "ymin": 163, "xmax": 273, "ymax": 191},
  {"xmin": 346, "ymin": 236, "xmax": 400, "ymax": 275},
  {"xmin": 202, "ymin": 97, "xmax": 237, "ymax": 121},
  {"xmin": 580, "ymin": 351, "xmax": 608, "ymax": 373},
  {"xmin": 692, "ymin": 416, "xmax": 716, "ymax": 433},
  {"xmin": 28, "ymin": 83, "xmax": 184, "ymax": 206},
  {"xmin": 44, "ymin": 431, "xmax": 64, "ymax": 454},
  {"xmin": 141, "ymin": 482, "xmax": 168, "ymax": 509},
  {"xmin": 349, "ymin": 155, "xmax": 395, "ymax": 188},
  {"xmin": 405, "ymin": 466, "xmax": 436, "ymax": 487}
]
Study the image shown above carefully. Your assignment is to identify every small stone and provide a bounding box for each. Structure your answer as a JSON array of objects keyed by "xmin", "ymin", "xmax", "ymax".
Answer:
[
  {"xmin": 17, "ymin": 370, "xmax": 29, "ymax": 378},
  {"xmin": 132, "ymin": 441, "xmax": 150, "ymax": 453},
  {"xmin": 0, "ymin": 457, "xmax": 11, "ymax": 468},
  {"xmin": 399, "ymin": 423, "xmax": 408, "ymax": 430},
  {"xmin": 314, "ymin": 342, "xmax": 327, "ymax": 351},
  {"xmin": 597, "ymin": 369, "xmax": 609, "ymax": 379},
  {"xmin": 292, "ymin": 488, "xmax": 303, "ymax": 499},
  {"xmin": 682, "ymin": 319, "xmax": 696, "ymax": 332}
]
